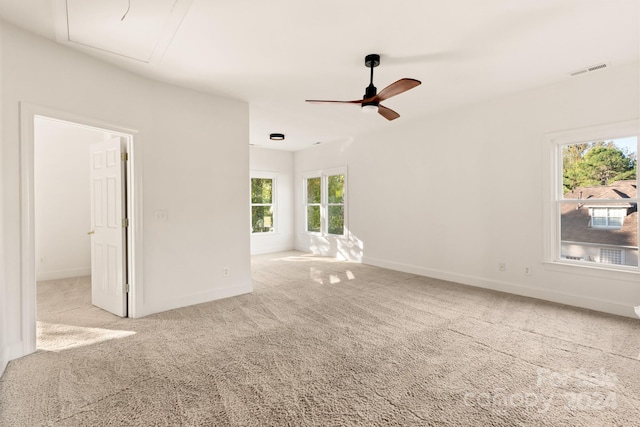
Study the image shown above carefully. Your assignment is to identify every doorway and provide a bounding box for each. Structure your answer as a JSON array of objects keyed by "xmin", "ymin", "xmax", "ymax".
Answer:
[
  {"xmin": 35, "ymin": 117, "xmax": 129, "ymax": 317},
  {"xmin": 19, "ymin": 103, "xmax": 142, "ymax": 356}
]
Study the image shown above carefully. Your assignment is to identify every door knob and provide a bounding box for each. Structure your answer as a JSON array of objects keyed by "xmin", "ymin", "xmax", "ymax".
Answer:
[{"xmin": 87, "ymin": 230, "xmax": 95, "ymax": 235}]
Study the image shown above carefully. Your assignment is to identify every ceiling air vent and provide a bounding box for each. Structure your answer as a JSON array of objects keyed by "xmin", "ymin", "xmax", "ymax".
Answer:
[{"xmin": 569, "ymin": 63, "xmax": 608, "ymax": 77}]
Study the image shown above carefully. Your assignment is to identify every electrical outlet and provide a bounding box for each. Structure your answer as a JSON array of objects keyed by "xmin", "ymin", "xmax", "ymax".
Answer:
[
  {"xmin": 524, "ymin": 266, "xmax": 532, "ymax": 276},
  {"xmin": 498, "ymin": 262, "xmax": 506, "ymax": 272},
  {"xmin": 223, "ymin": 267, "xmax": 229, "ymax": 277},
  {"xmin": 39, "ymin": 257, "xmax": 46, "ymax": 264}
]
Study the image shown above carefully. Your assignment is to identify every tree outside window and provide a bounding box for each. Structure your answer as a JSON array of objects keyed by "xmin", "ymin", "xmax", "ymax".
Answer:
[
  {"xmin": 306, "ymin": 177, "xmax": 321, "ymax": 232},
  {"xmin": 304, "ymin": 169, "xmax": 346, "ymax": 236},
  {"xmin": 327, "ymin": 174, "xmax": 344, "ymax": 235},
  {"xmin": 562, "ymin": 141, "xmax": 636, "ymax": 192},
  {"xmin": 251, "ymin": 177, "xmax": 274, "ymax": 233}
]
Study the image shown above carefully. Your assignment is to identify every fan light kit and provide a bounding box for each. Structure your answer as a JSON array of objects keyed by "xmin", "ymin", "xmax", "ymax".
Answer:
[
  {"xmin": 361, "ymin": 104, "xmax": 378, "ymax": 114},
  {"xmin": 269, "ymin": 133, "xmax": 285, "ymax": 141},
  {"xmin": 306, "ymin": 54, "xmax": 421, "ymax": 121}
]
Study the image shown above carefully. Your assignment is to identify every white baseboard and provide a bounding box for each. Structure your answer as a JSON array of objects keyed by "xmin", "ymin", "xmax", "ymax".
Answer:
[
  {"xmin": 363, "ymin": 256, "xmax": 635, "ymax": 319},
  {"xmin": 0, "ymin": 346, "xmax": 7, "ymax": 378},
  {"xmin": 1, "ymin": 339, "xmax": 31, "ymax": 377},
  {"xmin": 37, "ymin": 267, "xmax": 91, "ymax": 282},
  {"xmin": 138, "ymin": 281, "xmax": 253, "ymax": 318},
  {"xmin": 6, "ymin": 340, "xmax": 27, "ymax": 361},
  {"xmin": 251, "ymin": 243, "xmax": 295, "ymax": 255}
]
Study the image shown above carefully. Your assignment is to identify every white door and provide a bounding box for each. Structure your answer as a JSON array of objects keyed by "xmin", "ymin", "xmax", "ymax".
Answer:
[{"xmin": 89, "ymin": 138, "xmax": 127, "ymax": 317}]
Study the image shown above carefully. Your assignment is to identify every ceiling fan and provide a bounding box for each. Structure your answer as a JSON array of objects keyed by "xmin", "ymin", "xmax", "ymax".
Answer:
[{"xmin": 305, "ymin": 54, "xmax": 421, "ymax": 121}]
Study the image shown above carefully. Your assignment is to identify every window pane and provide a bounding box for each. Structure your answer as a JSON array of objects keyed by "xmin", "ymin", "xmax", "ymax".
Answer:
[
  {"xmin": 327, "ymin": 174, "xmax": 344, "ymax": 204},
  {"xmin": 592, "ymin": 208, "xmax": 607, "ymax": 217},
  {"xmin": 251, "ymin": 178, "xmax": 273, "ymax": 204},
  {"xmin": 327, "ymin": 205, "xmax": 344, "ymax": 235},
  {"xmin": 307, "ymin": 206, "xmax": 320, "ymax": 232},
  {"xmin": 609, "ymin": 217, "xmax": 623, "ymax": 227},
  {"xmin": 251, "ymin": 205, "xmax": 273, "ymax": 233},
  {"xmin": 560, "ymin": 201, "xmax": 637, "ymax": 266},
  {"xmin": 562, "ymin": 137, "xmax": 637, "ymax": 199},
  {"xmin": 609, "ymin": 209, "xmax": 625, "ymax": 218},
  {"xmin": 307, "ymin": 177, "xmax": 321, "ymax": 204}
]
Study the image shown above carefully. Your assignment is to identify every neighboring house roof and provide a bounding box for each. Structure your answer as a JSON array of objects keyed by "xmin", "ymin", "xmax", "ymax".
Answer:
[{"xmin": 561, "ymin": 180, "xmax": 638, "ymax": 247}]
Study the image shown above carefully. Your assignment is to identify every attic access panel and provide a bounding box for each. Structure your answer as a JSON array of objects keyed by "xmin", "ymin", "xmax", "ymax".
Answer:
[{"xmin": 56, "ymin": 0, "xmax": 192, "ymax": 63}]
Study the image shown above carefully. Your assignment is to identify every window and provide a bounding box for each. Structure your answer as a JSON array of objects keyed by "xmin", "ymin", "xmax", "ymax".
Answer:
[
  {"xmin": 589, "ymin": 207, "xmax": 625, "ymax": 229},
  {"xmin": 545, "ymin": 121, "xmax": 638, "ymax": 270},
  {"xmin": 600, "ymin": 248, "xmax": 623, "ymax": 265},
  {"xmin": 306, "ymin": 177, "xmax": 321, "ymax": 233},
  {"xmin": 304, "ymin": 168, "xmax": 347, "ymax": 236},
  {"xmin": 327, "ymin": 174, "xmax": 345, "ymax": 235},
  {"xmin": 251, "ymin": 176, "xmax": 275, "ymax": 233}
]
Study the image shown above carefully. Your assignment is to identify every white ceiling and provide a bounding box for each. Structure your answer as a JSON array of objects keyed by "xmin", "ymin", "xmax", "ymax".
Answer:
[
  {"xmin": 58, "ymin": 0, "xmax": 191, "ymax": 62},
  {"xmin": 0, "ymin": 0, "xmax": 638, "ymax": 151}
]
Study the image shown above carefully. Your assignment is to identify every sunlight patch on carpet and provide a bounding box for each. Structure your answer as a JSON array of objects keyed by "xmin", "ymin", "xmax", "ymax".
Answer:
[{"xmin": 37, "ymin": 321, "xmax": 136, "ymax": 352}]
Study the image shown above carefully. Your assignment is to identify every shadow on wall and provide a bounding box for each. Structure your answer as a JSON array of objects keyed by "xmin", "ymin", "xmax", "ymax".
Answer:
[{"xmin": 308, "ymin": 228, "xmax": 364, "ymax": 262}]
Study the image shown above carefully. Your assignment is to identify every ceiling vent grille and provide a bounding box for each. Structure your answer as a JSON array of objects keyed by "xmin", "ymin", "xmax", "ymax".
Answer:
[{"xmin": 569, "ymin": 63, "xmax": 608, "ymax": 77}]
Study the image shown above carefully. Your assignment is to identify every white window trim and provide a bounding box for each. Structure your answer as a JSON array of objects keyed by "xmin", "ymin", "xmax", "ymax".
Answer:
[
  {"xmin": 303, "ymin": 166, "xmax": 348, "ymax": 237},
  {"xmin": 250, "ymin": 172, "xmax": 277, "ymax": 235},
  {"xmin": 542, "ymin": 119, "xmax": 639, "ymax": 276}
]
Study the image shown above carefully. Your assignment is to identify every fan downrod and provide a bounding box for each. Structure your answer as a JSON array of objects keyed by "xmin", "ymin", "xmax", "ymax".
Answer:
[{"xmin": 363, "ymin": 54, "xmax": 380, "ymax": 100}]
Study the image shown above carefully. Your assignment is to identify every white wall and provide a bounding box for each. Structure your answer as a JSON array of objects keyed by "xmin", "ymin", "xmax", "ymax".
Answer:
[
  {"xmin": 250, "ymin": 147, "xmax": 294, "ymax": 254},
  {"xmin": 295, "ymin": 62, "xmax": 640, "ymax": 318},
  {"xmin": 34, "ymin": 118, "xmax": 111, "ymax": 281},
  {"xmin": 1, "ymin": 22, "xmax": 251, "ymax": 364}
]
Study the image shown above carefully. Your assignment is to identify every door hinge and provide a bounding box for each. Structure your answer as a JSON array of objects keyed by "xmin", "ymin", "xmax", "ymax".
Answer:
[
  {"xmin": 122, "ymin": 218, "xmax": 129, "ymax": 228},
  {"xmin": 121, "ymin": 152, "xmax": 129, "ymax": 161},
  {"xmin": 124, "ymin": 283, "xmax": 130, "ymax": 293}
]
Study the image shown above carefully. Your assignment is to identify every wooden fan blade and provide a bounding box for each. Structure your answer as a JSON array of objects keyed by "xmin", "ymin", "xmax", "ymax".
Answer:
[
  {"xmin": 376, "ymin": 78, "xmax": 421, "ymax": 102},
  {"xmin": 378, "ymin": 104, "xmax": 400, "ymax": 121},
  {"xmin": 305, "ymin": 99, "xmax": 363, "ymax": 104}
]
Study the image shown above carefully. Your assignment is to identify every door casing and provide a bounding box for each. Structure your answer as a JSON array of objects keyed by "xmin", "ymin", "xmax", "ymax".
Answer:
[{"xmin": 19, "ymin": 102, "xmax": 143, "ymax": 357}]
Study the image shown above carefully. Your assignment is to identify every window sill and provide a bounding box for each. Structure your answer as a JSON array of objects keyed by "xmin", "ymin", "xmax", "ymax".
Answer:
[
  {"xmin": 304, "ymin": 232, "xmax": 346, "ymax": 238},
  {"xmin": 251, "ymin": 231, "xmax": 277, "ymax": 237},
  {"xmin": 543, "ymin": 260, "xmax": 639, "ymax": 283}
]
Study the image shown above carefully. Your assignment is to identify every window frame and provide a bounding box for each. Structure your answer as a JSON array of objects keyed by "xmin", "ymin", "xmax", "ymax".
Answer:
[
  {"xmin": 250, "ymin": 173, "xmax": 277, "ymax": 235},
  {"xmin": 303, "ymin": 167, "xmax": 347, "ymax": 237},
  {"xmin": 326, "ymin": 173, "xmax": 346, "ymax": 236},
  {"xmin": 543, "ymin": 120, "xmax": 639, "ymax": 274},
  {"xmin": 304, "ymin": 174, "xmax": 322, "ymax": 234}
]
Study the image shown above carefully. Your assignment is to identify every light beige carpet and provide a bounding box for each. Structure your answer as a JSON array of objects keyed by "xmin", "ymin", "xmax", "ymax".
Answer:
[{"xmin": 1, "ymin": 251, "xmax": 639, "ymax": 426}]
